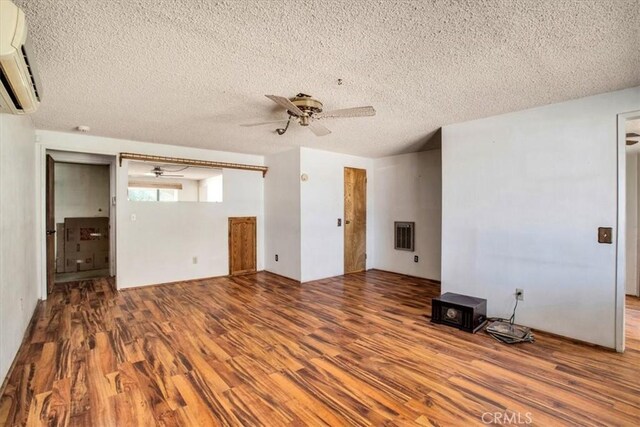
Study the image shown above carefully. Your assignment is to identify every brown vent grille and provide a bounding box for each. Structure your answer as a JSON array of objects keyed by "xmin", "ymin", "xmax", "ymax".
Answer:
[{"xmin": 394, "ymin": 221, "xmax": 415, "ymax": 251}]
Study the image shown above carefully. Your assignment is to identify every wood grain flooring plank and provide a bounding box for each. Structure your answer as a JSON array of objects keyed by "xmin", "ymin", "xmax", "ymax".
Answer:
[
  {"xmin": 34, "ymin": 378, "xmax": 71, "ymax": 427},
  {"xmin": 2, "ymin": 272, "xmax": 639, "ymax": 426},
  {"xmin": 171, "ymin": 373, "xmax": 229, "ymax": 426},
  {"xmin": 24, "ymin": 391, "xmax": 51, "ymax": 427},
  {"xmin": 270, "ymin": 371, "xmax": 350, "ymax": 427}
]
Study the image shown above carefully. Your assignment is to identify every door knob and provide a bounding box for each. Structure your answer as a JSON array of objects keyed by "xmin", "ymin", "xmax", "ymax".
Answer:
[
  {"xmin": 46, "ymin": 230, "xmax": 56, "ymax": 235},
  {"xmin": 345, "ymin": 220, "xmax": 351, "ymax": 224}
]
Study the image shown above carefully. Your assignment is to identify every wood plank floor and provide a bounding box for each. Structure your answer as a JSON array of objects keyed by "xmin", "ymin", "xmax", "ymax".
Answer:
[{"xmin": 1, "ymin": 271, "xmax": 639, "ymax": 426}]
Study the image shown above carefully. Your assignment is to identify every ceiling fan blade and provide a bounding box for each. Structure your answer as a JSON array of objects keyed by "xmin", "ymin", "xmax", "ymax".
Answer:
[
  {"xmin": 315, "ymin": 106, "xmax": 376, "ymax": 119},
  {"xmin": 240, "ymin": 119, "xmax": 288, "ymax": 127},
  {"xmin": 265, "ymin": 95, "xmax": 305, "ymax": 117},
  {"xmin": 160, "ymin": 174, "xmax": 184, "ymax": 178},
  {"xmin": 308, "ymin": 121, "xmax": 331, "ymax": 137},
  {"xmin": 627, "ymin": 140, "xmax": 639, "ymax": 146},
  {"xmin": 627, "ymin": 133, "xmax": 640, "ymax": 138}
]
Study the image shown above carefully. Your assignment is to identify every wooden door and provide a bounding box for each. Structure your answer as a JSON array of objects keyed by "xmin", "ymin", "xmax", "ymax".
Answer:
[
  {"xmin": 344, "ymin": 167, "xmax": 367, "ymax": 274},
  {"xmin": 229, "ymin": 217, "xmax": 257, "ymax": 276},
  {"xmin": 46, "ymin": 155, "xmax": 55, "ymax": 293}
]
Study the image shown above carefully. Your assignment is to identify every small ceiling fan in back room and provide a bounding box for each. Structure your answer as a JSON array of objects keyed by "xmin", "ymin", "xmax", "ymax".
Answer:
[
  {"xmin": 240, "ymin": 93, "xmax": 376, "ymax": 136},
  {"xmin": 146, "ymin": 165, "xmax": 188, "ymax": 178},
  {"xmin": 627, "ymin": 133, "xmax": 640, "ymax": 146}
]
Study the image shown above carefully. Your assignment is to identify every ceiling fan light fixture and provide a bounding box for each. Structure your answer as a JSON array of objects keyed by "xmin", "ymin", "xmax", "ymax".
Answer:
[
  {"xmin": 146, "ymin": 165, "xmax": 189, "ymax": 178},
  {"xmin": 250, "ymin": 93, "xmax": 376, "ymax": 138},
  {"xmin": 291, "ymin": 94, "xmax": 323, "ymax": 115}
]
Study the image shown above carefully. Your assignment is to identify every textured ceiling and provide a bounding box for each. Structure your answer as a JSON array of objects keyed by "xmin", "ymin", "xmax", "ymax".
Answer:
[{"xmin": 15, "ymin": 0, "xmax": 640, "ymax": 157}]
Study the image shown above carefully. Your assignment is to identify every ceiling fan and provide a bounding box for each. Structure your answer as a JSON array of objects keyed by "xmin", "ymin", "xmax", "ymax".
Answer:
[
  {"xmin": 145, "ymin": 165, "xmax": 188, "ymax": 178},
  {"xmin": 627, "ymin": 133, "xmax": 640, "ymax": 146},
  {"xmin": 240, "ymin": 93, "xmax": 376, "ymax": 136}
]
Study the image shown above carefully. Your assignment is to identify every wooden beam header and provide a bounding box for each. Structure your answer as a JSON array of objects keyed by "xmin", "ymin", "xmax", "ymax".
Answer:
[{"xmin": 119, "ymin": 152, "xmax": 268, "ymax": 177}]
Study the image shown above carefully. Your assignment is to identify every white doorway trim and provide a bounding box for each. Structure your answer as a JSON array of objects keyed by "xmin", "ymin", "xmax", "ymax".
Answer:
[
  {"xmin": 36, "ymin": 144, "xmax": 119, "ymax": 299},
  {"xmin": 615, "ymin": 110, "xmax": 640, "ymax": 353}
]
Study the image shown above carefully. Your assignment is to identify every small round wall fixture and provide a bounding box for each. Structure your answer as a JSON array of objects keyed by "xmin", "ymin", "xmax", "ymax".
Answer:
[
  {"xmin": 75, "ymin": 125, "xmax": 90, "ymax": 132},
  {"xmin": 300, "ymin": 173, "xmax": 309, "ymax": 182}
]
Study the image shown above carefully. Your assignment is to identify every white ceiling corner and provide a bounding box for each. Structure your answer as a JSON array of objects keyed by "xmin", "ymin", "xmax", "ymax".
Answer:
[{"xmin": 15, "ymin": 0, "xmax": 640, "ymax": 158}]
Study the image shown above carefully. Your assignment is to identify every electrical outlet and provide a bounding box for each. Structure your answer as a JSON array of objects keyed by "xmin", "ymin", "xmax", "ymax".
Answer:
[
  {"xmin": 414, "ymin": 255, "xmax": 419, "ymax": 263},
  {"xmin": 516, "ymin": 288, "xmax": 524, "ymax": 301},
  {"xmin": 275, "ymin": 254, "xmax": 279, "ymax": 262},
  {"xmin": 192, "ymin": 256, "xmax": 198, "ymax": 264}
]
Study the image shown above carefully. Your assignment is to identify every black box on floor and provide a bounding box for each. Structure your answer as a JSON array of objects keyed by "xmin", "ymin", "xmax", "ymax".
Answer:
[{"xmin": 431, "ymin": 292, "xmax": 487, "ymax": 333}]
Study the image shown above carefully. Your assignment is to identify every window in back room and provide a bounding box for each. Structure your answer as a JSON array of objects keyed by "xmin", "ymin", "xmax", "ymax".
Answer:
[{"xmin": 127, "ymin": 161, "xmax": 223, "ymax": 203}]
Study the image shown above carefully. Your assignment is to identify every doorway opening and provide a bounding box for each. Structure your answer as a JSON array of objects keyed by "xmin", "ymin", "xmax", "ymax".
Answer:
[
  {"xmin": 622, "ymin": 115, "xmax": 640, "ymax": 351},
  {"xmin": 616, "ymin": 111, "xmax": 640, "ymax": 352},
  {"xmin": 45, "ymin": 150, "xmax": 116, "ymax": 293},
  {"xmin": 344, "ymin": 167, "xmax": 367, "ymax": 274}
]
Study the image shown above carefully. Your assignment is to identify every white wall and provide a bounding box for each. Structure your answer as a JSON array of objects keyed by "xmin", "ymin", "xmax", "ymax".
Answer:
[
  {"xmin": 36, "ymin": 130, "xmax": 265, "ymax": 289},
  {"xmin": 299, "ymin": 147, "xmax": 374, "ymax": 282},
  {"xmin": 264, "ymin": 147, "xmax": 375, "ymax": 283},
  {"xmin": 54, "ymin": 162, "xmax": 110, "ymax": 223},
  {"xmin": 264, "ymin": 149, "xmax": 301, "ymax": 281},
  {"xmin": 197, "ymin": 171, "xmax": 223, "ymax": 202},
  {"xmin": 0, "ymin": 114, "xmax": 38, "ymax": 384},
  {"xmin": 178, "ymin": 179, "xmax": 198, "ymax": 202},
  {"xmin": 635, "ymin": 154, "xmax": 640, "ymax": 297},
  {"xmin": 119, "ymin": 167, "xmax": 264, "ymax": 286},
  {"xmin": 625, "ymin": 153, "xmax": 639, "ymax": 296},
  {"xmin": 373, "ymin": 150, "xmax": 442, "ymax": 280},
  {"xmin": 442, "ymin": 86, "xmax": 640, "ymax": 348}
]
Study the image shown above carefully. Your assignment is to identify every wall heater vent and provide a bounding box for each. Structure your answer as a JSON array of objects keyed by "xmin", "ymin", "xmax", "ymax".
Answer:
[{"xmin": 394, "ymin": 221, "xmax": 415, "ymax": 251}]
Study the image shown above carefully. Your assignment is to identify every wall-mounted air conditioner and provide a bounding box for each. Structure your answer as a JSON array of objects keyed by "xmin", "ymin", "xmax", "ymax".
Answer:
[{"xmin": 0, "ymin": 0, "xmax": 42, "ymax": 114}]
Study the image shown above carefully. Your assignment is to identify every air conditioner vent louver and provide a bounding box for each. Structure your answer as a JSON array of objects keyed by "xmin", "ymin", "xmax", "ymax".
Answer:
[
  {"xmin": 0, "ymin": 64, "xmax": 22, "ymax": 110},
  {"xmin": 21, "ymin": 46, "xmax": 40, "ymax": 101},
  {"xmin": 394, "ymin": 221, "xmax": 415, "ymax": 251}
]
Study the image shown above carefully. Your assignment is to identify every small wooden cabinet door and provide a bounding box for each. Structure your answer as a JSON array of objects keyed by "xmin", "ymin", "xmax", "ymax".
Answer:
[{"xmin": 228, "ymin": 217, "xmax": 257, "ymax": 276}]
